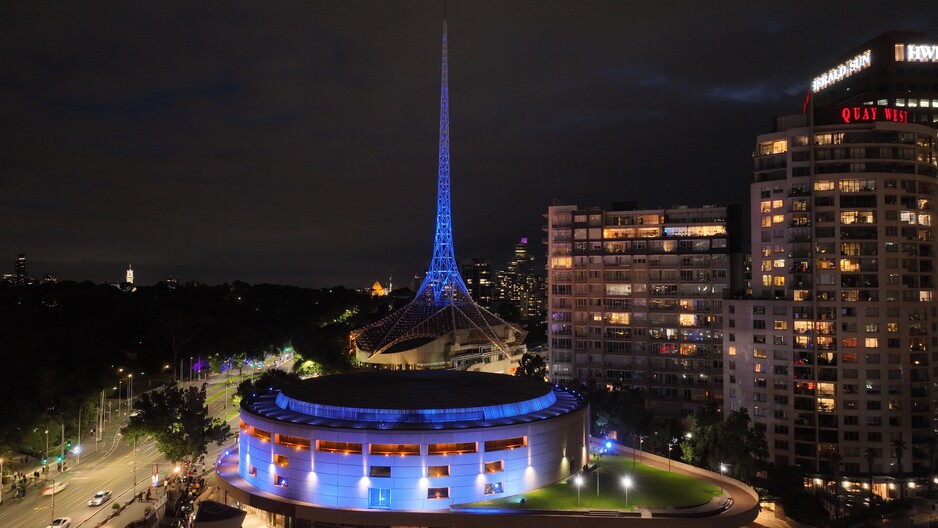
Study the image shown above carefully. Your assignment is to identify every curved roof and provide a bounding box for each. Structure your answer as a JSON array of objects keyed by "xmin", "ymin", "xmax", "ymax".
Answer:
[{"xmin": 242, "ymin": 370, "xmax": 585, "ymax": 430}]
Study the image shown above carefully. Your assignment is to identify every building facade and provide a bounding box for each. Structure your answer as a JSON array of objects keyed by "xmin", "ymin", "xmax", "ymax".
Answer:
[
  {"xmin": 546, "ymin": 204, "xmax": 742, "ymax": 415},
  {"xmin": 215, "ymin": 370, "xmax": 588, "ymax": 525},
  {"xmin": 725, "ymin": 113, "xmax": 938, "ymax": 475}
]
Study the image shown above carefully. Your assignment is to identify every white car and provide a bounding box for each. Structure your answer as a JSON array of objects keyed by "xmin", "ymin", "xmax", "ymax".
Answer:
[
  {"xmin": 46, "ymin": 517, "xmax": 72, "ymax": 528},
  {"xmin": 88, "ymin": 489, "xmax": 112, "ymax": 506},
  {"xmin": 41, "ymin": 482, "xmax": 67, "ymax": 496}
]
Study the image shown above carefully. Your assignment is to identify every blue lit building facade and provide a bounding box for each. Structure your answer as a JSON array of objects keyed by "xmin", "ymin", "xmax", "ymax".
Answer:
[{"xmin": 215, "ymin": 370, "xmax": 589, "ymax": 525}]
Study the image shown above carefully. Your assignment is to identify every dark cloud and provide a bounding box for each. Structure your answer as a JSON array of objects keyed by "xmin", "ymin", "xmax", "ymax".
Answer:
[{"xmin": 1, "ymin": 1, "xmax": 937, "ymax": 287}]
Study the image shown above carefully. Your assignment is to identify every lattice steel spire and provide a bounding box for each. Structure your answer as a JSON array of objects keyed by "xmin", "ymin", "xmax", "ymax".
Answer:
[
  {"xmin": 417, "ymin": 17, "xmax": 470, "ymax": 305},
  {"xmin": 349, "ymin": 16, "xmax": 526, "ymax": 362}
]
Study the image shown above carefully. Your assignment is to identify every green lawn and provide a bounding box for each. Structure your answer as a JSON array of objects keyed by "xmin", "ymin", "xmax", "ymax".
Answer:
[{"xmin": 458, "ymin": 455, "xmax": 721, "ymax": 511}]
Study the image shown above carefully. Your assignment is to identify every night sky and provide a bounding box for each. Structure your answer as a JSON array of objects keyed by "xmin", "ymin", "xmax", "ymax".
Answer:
[{"xmin": 3, "ymin": 2, "xmax": 937, "ymax": 288}]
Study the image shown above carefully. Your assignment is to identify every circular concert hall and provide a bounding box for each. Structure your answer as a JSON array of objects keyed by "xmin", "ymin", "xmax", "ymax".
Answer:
[{"xmin": 215, "ymin": 369, "xmax": 588, "ymax": 525}]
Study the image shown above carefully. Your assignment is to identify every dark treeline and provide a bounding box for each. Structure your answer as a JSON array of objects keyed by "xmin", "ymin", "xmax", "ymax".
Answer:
[{"xmin": 0, "ymin": 280, "xmax": 403, "ymax": 455}]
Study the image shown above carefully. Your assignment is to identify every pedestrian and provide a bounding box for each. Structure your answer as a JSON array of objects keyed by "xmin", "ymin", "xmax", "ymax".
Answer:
[{"xmin": 146, "ymin": 488, "xmax": 151, "ymax": 501}]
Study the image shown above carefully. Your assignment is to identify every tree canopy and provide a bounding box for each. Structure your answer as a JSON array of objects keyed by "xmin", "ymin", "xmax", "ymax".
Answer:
[
  {"xmin": 121, "ymin": 384, "xmax": 231, "ymax": 462},
  {"xmin": 514, "ymin": 352, "xmax": 547, "ymax": 380}
]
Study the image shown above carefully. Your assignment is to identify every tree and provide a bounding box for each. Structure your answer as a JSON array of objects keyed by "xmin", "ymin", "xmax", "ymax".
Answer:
[
  {"xmin": 236, "ymin": 369, "xmax": 301, "ymax": 400},
  {"xmin": 681, "ymin": 407, "xmax": 767, "ymax": 484},
  {"xmin": 892, "ymin": 436, "xmax": 906, "ymax": 501},
  {"xmin": 514, "ymin": 352, "xmax": 547, "ymax": 380},
  {"xmin": 121, "ymin": 384, "xmax": 231, "ymax": 463},
  {"xmin": 864, "ymin": 447, "xmax": 877, "ymax": 510}
]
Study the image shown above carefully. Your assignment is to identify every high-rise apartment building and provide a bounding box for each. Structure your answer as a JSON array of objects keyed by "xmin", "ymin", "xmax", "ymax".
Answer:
[
  {"xmin": 546, "ymin": 204, "xmax": 743, "ymax": 415},
  {"xmin": 726, "ymin": 34, "xmax": 938, "ymax": 478}
]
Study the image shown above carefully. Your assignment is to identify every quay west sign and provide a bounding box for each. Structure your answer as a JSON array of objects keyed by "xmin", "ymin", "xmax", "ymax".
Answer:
[
  {"xmin": 812, "ymin": 49, "xmax": 871, "ymax": 93},
  {"xmin": 840, "ymin": 106, "xmax": 909, "ymax": 124},
  {"xmin": 895, "ymin": 43, "xmax": 938, "ymax": 62}
]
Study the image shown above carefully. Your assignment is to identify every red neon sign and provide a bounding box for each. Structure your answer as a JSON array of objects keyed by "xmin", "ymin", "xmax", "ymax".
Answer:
[{"xmin": 840, "ymin": 106, "xmax": 908, "ymax": 124}]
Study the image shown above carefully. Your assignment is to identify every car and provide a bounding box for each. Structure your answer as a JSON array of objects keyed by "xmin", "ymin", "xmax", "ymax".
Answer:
[
  {"xmin": 46, "ymin": 517, "xmax": 72, "ymax": 528},
  {"xmin": 41, "ymin": 482, "xmax": 67, "ymax": 496},
  {"xmin": 88, "ymin": 489, "xmax": 112, "ymax": 506}
]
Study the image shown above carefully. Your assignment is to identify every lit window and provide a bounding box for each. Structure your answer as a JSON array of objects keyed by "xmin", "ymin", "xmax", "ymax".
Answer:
[
  {"xmin": 865, "ymin": 338, "xmax": 879, "ymax": 348},
  {"xmin": 368, "ymin": 488, "xmax": 391, "ymax": 509},
  {"xmin": 484, "ymin": 460, "xmax": 504, "ymax": 473},
  {"xmin": 274, "ymin": 454, "xmax": 288, "ymax": 467},
  {"xmin": 428, "ymin": 487, "xmax": 449, "ymax": 499},
  {"xmin": 484, "ymin": 437, "xmax": 526, "ymax": 452},
  {"xmin": 275, "ymin": 475, "xmax": 288, "ymax": 488},
  {"xmin": 370, "ymin": 466, "xmax": 391, "ymax": 478},
  {"xmin": 484, "ymin": 482, "xmax": 504, "ymax": 495},
  {"xmin": 428, "ymin": 466, "xmax": 449, "ymax": 477}
]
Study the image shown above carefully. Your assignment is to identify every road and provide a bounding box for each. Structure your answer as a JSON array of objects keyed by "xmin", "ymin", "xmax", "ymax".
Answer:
[{"xmin": 0, "ymin": 362, "xmax": 276, "ymax": 528}]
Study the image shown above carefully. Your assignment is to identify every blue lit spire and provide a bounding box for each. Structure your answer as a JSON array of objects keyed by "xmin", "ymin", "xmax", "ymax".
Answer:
[{"xmin": 417, "ymin": 17, "xmax": 470, "ymax": 305}]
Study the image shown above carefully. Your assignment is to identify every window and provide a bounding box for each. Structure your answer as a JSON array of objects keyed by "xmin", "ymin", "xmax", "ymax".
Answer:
[
  {"xmin": 484, "ymin": 460, "xmax": 504, "ymax": 473},
  {"xmin": 275, "ymin": 475, "xmax": 288, "ymax": 488},
  {"xmin": 318, "ymin": 440, "xmax": 362, "ymax": 454},
  {"xmin": 276, "ymin": 434, "xmax": 310, "ymax": 450},
  {"xmin": 485, "ymin": 437, "xmax": 527, "ymax": 452},
  {"xmin": 428, "ymin": 442, "xmax": 477, "ymax": 455},
  {"xmin": 274, "ymin": 454, "xmax": 289, "ymax": 467},
  {"xmin": 368, "ymin": 488, "xmax": 391, "ymax": 509},
  {"xmin": 428, "ymin": 487, "xmax": 449, "ymax": 499},
  {"xmin": 370, "ymin": 466, "xmax": 391, "ymax": 478},
  {"xmin": 370, "ymin": 443, "xmax": 420, "ymax": 456},
  {"xmin": 484, "ymin": 482, "xmax": 504, "ymax": 495},
  {"xmin": 248, "ymin": 465, "xmax": 257, "ymax": 477},
  {"xmin": 253, "ymin": 428, "xmax": 271, "ymax": 443},
  {"xmin": 428, "ymin": 465, "xmax": 449, "ymax": 477}
]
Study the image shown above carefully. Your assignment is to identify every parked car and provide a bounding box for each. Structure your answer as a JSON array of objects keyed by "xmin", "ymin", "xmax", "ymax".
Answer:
[
  {"xmin": 88, "ymin": 489, "xmax": 112, "ymax": 506},
  {"xmin": 46, "ymin": 517, "xmax": 72, "ymax": 528},
  {"xmin": 41, "ymin": 482, "xmax": 67, "ymax": 496}
]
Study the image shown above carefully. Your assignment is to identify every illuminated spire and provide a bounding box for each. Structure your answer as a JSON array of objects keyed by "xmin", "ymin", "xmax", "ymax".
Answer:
[{"xmin": 417, "ymin": 17, "xmax": 470, "ymax": 304}]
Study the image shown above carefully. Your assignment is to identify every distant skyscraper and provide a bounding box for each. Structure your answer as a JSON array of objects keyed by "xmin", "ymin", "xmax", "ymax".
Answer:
[
  {"xmin": 462, "ymin": 258, "xmax": 493, "ymax": 307},
  {"xmin": 126, "ymin": 264, "xmax": 134, "ymax": 285},
  {"xmin": 350, "ymin": 17, "xmax": 526, "ymax": 371},
  {"xmin": 14, "ymin": 254, "xmax": 28, "ymax": 285}
]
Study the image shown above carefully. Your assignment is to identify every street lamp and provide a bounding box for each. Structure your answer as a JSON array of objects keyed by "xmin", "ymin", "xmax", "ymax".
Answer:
[
  {"xmin": 128, "ymin": 373, "xmax": 133, "ymax": 413},
  {"xmin": 45, "ymin": 429, "xmax": 49, "ymax": 467},
  {"xmin": 622, "ymin": 475, "xmax": 632, "ymax": 509},
  {"xmin": 720, "ymin": 463, "xmax": 728, "ymax": 494},
  {"xmin": 668, "ymin": 438, "xmax": 678, "ymax": 472},
  {"xmin": 1, "ymin": 457, "xmax": 4, "ymax": 504},
  {"xmin": 118, "ymin": 378, "xmax": 123, "ymax": 415},
  {"xmin": 574, "ymin": 474, "xmax": 583, "ymax": 507}
]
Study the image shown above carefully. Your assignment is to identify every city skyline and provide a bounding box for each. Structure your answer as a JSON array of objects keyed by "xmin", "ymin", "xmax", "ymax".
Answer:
[{"xmin": 2, "ymin": 2, "xmax": 937, "ymax": 287}]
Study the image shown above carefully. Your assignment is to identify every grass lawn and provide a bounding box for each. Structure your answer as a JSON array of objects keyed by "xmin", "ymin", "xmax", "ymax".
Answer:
[{"xmin": 458, "ymin": 455, "xmax": 721, "ymax": 511}]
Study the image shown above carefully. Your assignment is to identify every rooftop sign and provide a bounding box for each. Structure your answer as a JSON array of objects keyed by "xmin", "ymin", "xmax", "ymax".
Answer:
[
  {"xmin": 896, "ymin": 43, "xmax": 938, "ymax": 62},
  {"xmin": 839, "ymin": 106, "xmax": 908, "ymax": 124},
  {"xmin": 811, "ymin": 50, "xmax": 871, "ymax": 93}
]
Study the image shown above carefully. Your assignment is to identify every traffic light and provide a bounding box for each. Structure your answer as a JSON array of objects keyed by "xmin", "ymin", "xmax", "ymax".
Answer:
[
  {"xmin": 56, "ymin": 455, "xmax": 63, "ymax": 463},
  {"xmin": 66, "ymin": 440, "xmax": 72, "ymax": 449},
  {"xmin": 41, "ymin": 457, "xmax": 47, "ymax": 465}
]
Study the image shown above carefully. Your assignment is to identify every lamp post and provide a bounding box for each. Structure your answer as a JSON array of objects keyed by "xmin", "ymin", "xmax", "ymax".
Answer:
[
  {"xmin": 574, "ymin": 474, "xmax": 583, "ymax": 507},
  {"xmin": 720, "ymin": 463, "xmax": 728, "ymax": 494},
  {"xmin": 118, "ymin": 379, "xmax": 122, "ymax": 415},
  {"xmin": 128, "ymin": 373, "xmax": 133, "ymax": 413},
  {"xmin": 1, "ymin": 457, "xmax": 4, "ymax": 504},
  {"xmin": 44, "ymin": 429, "xmax": 49, "ymax": 468},
  {"xmin": 622, "ymin": 475, "xmax": 632, "ymax": 509},
  {"xmin": 668, "ymin": 438, "xmax": 678, "ymax": 472}
]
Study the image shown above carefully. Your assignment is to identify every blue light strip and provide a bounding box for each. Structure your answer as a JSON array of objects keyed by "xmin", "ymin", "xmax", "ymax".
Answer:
[
  {"xmin": 275, "ymin": 390, "xmax": 558, "ymax": 423},
  {"xmin": 416, "ymin": 17, "xmax": 472, "ymax": 305}
]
